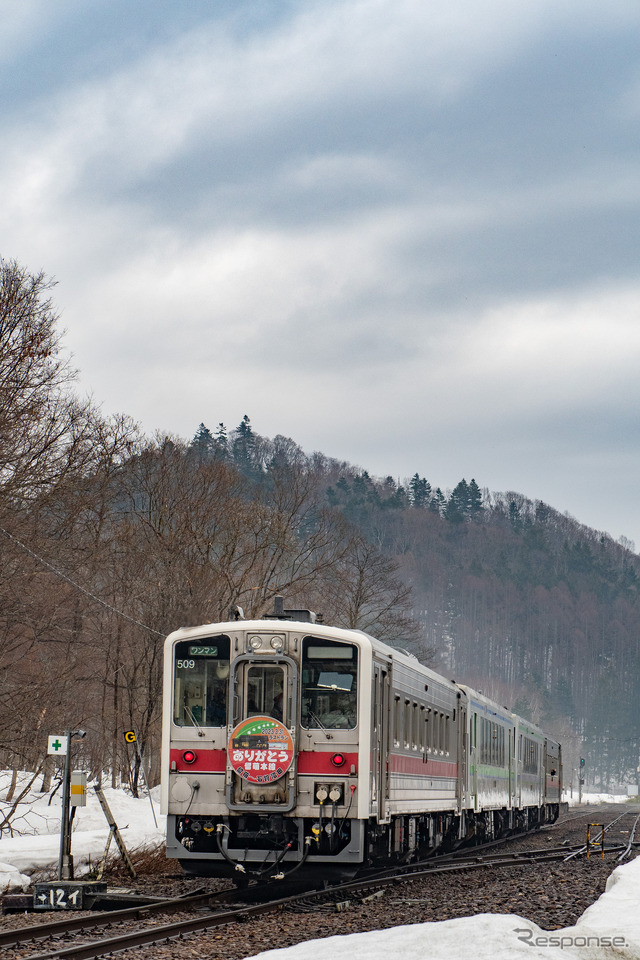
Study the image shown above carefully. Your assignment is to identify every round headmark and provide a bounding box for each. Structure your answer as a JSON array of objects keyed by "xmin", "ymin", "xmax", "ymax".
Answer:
[{"xmin": 228, "ymin": 716, "xmax": 294, "ymax": 785}]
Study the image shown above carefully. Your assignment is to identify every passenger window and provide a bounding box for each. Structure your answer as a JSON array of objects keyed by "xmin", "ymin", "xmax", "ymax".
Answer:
[{"xmin": 393, "ymin": 696, "xmax": 401, "ymax": 745}]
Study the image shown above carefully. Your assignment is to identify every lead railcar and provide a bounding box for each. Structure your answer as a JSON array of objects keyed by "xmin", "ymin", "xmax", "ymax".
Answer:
[{"xmin": 161, "ymin": 601, "xmax": 562, "ymax": 878}]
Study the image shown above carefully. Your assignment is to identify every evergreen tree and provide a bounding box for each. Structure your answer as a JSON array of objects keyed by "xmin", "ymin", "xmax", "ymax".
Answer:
[
  {"xmin": 190, "ymin": 423, "xmax": 215, "ymax": 460},
  {"xmin": 232, "ymin": 414, "xmax": 256, "ymax": 473},
  {"xmin": 410, "ymin": 473, "xmax": 431, "ymax": 508},
  {"xmin": 445, "ymin": 479, "xmax": 469, "ymax": 523},
  {"xmin": 429, "ymin": 488, "xmax": 446, "ymax": 515},
  {"xmin": 213, "ymin": 423, "xmax": 229, "ymax": 460},
  {"xmin": 468, "ymin": 478, "xmax": 483, "ymax": 518}
]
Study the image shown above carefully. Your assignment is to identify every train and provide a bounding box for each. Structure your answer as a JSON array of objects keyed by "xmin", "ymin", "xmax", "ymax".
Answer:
[{"xmin": 160, "ymin": 599, "xmax": 562, "ymax": 879}]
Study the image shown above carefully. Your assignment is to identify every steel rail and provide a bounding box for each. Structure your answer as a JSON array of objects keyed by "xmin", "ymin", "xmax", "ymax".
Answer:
[
  {"xmin": 17, "ymin": 841, "xmax": 636, "ymax": 960},
  {"xmin": 563, "ymin": 810, "xmax": 640, "ymax": 862},
  {"xmin": 12, "ymin": 810, "xmax": 640, "ymax": 959},
  {"xmin": 0, "ymin": 886, "xmax": 243, "ymax": 951},
  {"xmin": 616, "ymin": 812, "xmax": 640, "ymax": 861},
  {"xmin": 3, "ymin": 825, "xmax": 555, "ymax": 951},
  {"xmin": 14, "ymin": 886, "xmax": 330, "ymax": 960}
]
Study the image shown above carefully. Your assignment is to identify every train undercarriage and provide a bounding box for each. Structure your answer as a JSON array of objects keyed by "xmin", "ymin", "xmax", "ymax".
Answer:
[{"xmin": 170, "ymin": 803, "xmax": 561, "ymax": 880}]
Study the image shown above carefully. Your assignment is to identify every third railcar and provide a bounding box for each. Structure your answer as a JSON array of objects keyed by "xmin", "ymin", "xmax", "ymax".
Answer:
[{"xmin": 161, "ymin": 602, "xmax": 562, "ymax": 877}]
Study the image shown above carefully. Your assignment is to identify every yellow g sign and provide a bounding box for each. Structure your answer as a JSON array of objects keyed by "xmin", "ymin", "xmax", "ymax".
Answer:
[{"xmin": 123, "ymin": 730, "xmax": 137, "ymax": 744}]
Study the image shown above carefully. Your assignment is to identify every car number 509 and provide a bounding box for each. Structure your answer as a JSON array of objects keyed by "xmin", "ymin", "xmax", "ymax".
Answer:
[{"xmin": 177, "ymin": 659, "xmax": 196, "ymax": 669}]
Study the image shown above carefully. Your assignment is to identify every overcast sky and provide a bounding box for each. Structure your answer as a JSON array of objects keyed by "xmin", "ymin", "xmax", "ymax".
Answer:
[{"xmin": 2, "ymin": 1, "xmax": 640, "ymax": 546}]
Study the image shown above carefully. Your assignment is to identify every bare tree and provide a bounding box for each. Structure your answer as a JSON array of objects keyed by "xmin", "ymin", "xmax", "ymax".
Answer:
[{"xmin": 0, "ymin": 258, "xmax": 94, "ymax": 500}]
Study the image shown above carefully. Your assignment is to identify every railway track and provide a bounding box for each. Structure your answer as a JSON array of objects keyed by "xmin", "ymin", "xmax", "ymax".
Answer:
[{"xmin": 6, "ymin": 809, "xmax": 639, "ymax": 959}]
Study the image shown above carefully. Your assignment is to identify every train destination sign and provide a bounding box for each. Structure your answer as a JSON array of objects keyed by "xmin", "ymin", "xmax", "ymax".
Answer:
[{"xmin": 228, "ymin": 716, "xmax": 293, "ymax": 785}]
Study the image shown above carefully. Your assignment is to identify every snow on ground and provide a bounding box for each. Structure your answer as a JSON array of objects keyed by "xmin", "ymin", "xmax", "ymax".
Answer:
[
  {"xmin": 247, "ymin": 855, "xmax": 640, "ymax": 960},
  {"xmin": 0, "ymin": 770, "xmax": 165, "ymax": 892},
  {"xmin": 2, "ymin": 778, "xmax": 639, "ymax": 958}
]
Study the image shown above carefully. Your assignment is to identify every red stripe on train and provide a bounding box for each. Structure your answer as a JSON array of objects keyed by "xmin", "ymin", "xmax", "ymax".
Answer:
[
  {"xmin": 170, "ymin": 748, "xmax": 226, "ymax": 773},
  {"xmin": 169, "ymin": 748, "xmax": 360, "ymax": 776},
  {"xmin": 297, "ymin": 752, "xmax": 359, "ymax": 775},
  {"xmin": 389, "ymin": 754, "xmax": 458, "ymax": 777}
]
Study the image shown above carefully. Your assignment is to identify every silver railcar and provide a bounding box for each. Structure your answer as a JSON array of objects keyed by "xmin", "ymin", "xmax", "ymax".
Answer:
[{"xmin": 161, "ymin": 604, "xmax": 562, "ymax": 877}]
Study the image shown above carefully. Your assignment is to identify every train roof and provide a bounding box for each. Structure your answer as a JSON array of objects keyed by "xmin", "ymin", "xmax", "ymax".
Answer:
[{"xmin": 165, "ymin": 616, "xmax": 461, "ymax": 690}]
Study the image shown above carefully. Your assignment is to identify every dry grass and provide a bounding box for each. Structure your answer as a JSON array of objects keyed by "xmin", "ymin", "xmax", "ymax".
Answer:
[{"xmin": 94, "ymin": 841, "xmax": 172, "ymax": 879}]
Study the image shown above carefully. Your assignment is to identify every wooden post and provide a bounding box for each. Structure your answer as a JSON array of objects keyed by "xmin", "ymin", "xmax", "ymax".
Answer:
[{"xmin": 94, "ymin": 786, "xmax": 137, "ymax": 878}]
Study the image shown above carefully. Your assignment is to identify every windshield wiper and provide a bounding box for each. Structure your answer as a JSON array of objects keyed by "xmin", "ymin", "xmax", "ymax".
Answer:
[
  {"xmin": 307, "ymin": 709, "xmax": 333, "ymax": 740},
  {"xmin": 184, "ymin": 704, "xmax": 206, "ymax": 737}
]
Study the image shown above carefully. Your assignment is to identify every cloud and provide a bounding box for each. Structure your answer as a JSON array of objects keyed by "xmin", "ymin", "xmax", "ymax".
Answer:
[{"xmin": 1, "ymin": 0, "xmax": 640, "ymax": 544}]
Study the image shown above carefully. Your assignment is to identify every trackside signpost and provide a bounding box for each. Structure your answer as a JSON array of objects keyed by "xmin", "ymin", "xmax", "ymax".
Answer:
[
  {"xmin": 38, "ymin": 730, "xmax": 134, "ymax": 908},
  {"xmin": 48, "ymin": 730, "xmax": 86, "ymax": 880},
  {"xmin": 48, "ymin": 735, "xmax": 68, "ymax": 757},
  {"xmin": 123, "ymin": 729, "xmax": 158, "ymax": 827}
]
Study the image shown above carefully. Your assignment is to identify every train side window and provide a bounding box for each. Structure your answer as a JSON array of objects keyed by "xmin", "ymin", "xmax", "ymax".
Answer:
[
  {"xmin": 393, "ymin": 696, "xmax": 401, "ymax": 745},
  {"xmin": 444, "ymin": 714, "xmax": 450, "ymax": 755},
  {"xmin": 412, "ymin": 703, "xmax": 419, "ymax": 749},
  {"xmin": 419, "ymin": 706, "xmax": 426, "ymax": 750},
  {"xmin": 173, "ymin": 635, "xmax": 230, "ymax": 727},
  {"xmin": 404, "ymin": 699, "xmax": 411, "ymax": 749},
  {"xmin": 522, "ymin": 737, "xmax": 539, "ymax": 774}
]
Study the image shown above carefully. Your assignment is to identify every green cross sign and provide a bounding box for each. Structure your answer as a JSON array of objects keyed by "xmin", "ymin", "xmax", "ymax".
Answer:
[{"xmin": 48, "ymin": 735, "xmax": 68, "ymax": 756}]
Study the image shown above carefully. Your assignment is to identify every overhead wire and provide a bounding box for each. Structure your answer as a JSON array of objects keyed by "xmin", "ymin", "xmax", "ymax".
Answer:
[{"xmin": 0, "ymin": 523, "xmax": 164, "ymax": 638}]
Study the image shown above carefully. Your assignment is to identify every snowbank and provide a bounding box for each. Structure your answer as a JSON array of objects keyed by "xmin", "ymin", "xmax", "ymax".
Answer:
[
  {"xmin": 0, "ymin": 771, "xmax": 165, "ymax": 878},
  {"xmin": 247, "ymin": 852, "xmax": 640, "ymax": 959}
]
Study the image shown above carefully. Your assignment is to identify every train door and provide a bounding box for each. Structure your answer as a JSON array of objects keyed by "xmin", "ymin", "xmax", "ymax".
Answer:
[
  {"xmin": 226, "ymin": 656, "xmax": 298, "ymax": 811},
  {"xmin": 509, "ymin": 729, "xmax": 516, "ymax": 809},
  {"xmin": 372, "ymin": 663, "xmax": 390, "ymax": 823},
  {"xmin": 471, "ymin": 711, "xmax": 478, "ymax": 810},
  {"xmin": 517, "ymin": 732, "xmax": 522, "ymax": 807},
  {"xmin": 457, "ymin": 702, "xmax": 467, "ymax": 809}
]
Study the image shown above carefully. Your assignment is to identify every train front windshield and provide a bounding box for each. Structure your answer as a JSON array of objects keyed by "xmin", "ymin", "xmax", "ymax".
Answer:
[
  {"xmin": 173, "ymin": 636, "xmax": 230, "ymax": 727},
  {"xmin": 301, "ymin": 637, "xmax": 358, "ymax": 729}
]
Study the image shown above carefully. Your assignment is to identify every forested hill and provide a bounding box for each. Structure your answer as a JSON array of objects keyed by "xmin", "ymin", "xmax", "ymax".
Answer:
[
  {"xmin": 1, "ymin": 256, "xmax": 637, "ymax": 796},
  {"xmin": 189, "ymin": 419, "xmax": 640, "ymax": 790}
]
